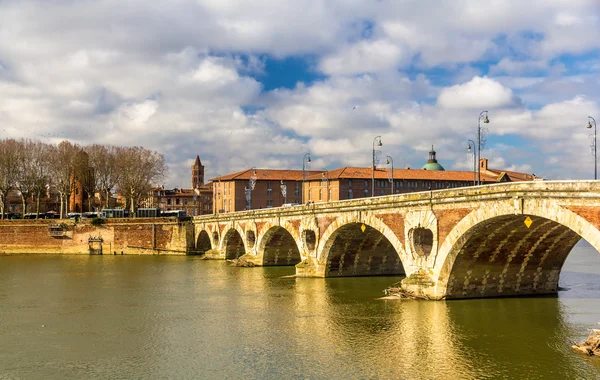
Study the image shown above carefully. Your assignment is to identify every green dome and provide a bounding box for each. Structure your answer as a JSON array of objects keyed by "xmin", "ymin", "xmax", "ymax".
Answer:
[
  {"xmin": 422, "ymin": 162, "xmax": 445, "ymax": 171},
  {"xmin": 421, "ymin": 145, "xmax": 445, "ymax": 171}
]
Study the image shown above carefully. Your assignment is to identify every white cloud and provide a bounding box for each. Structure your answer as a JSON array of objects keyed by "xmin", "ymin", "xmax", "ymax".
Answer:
[
  {"xmin": 0, "ymin": 0, "xmax": 598, "ymax": 185},
  {"xmin": 319, "ymin": 39, "xmax": 404, "ymax": 75},
  {"xmin": 437, "ymin": 76, "xmax": 520, "ymax": 109}
]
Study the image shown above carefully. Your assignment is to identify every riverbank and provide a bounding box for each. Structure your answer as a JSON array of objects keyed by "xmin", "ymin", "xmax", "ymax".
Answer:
[{"xmin": 0, "ymin": 218, "xmax": 192, "ymax": 255}]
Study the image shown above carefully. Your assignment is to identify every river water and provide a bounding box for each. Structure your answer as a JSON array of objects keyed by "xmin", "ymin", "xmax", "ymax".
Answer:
[{"xmin": 2, "ymin": 241, "xmax": 600, "ymax": 379}]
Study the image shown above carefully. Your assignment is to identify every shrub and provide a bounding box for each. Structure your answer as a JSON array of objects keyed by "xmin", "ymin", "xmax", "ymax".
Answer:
[{"xmin": 91, "ymin": 218, "xmax": 106, "ymax": 227}]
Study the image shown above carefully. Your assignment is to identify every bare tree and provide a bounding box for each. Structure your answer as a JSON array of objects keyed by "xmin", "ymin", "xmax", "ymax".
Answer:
[
  {"xmin": 0, "ymin": 139, "xmax": 23, "ymax": 218},
  {"xmin": 86, "ymin": 144, "xmax": 119, "ymax": 209},
  {"xmin": 16, "ymin": 140, "xmax": 38, "ymax": 217},
  {"xmin": 30, "ymin": 141, "xmax": 53, "ymax": 216},
  {"xmin": 48, "ymin": 141, "xmax": 81, "ymax": 218},
  {"xmin": 116, "ymin": 146, "xmax": 167, "ymax": 215}
]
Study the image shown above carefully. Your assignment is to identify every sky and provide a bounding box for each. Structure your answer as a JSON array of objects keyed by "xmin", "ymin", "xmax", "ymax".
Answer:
[{"xmin": 0, "ymin": 0, "xmax": 599, "ymax": 188}]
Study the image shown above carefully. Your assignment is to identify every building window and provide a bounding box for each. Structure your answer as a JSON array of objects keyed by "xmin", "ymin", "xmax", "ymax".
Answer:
[
  {"xmin": 267, "ymin": 200, "xmax": 273, "ymax": 208},
  {"xmin": 364, "ymin": 180, "xmax": 368, "ymax": 188},
  {"xmin": 176, "ymin": 199, "xmax": 180, "ymax": 205},
  {"xmin": 348, "ymin": 189, "xmax": 353, "ymax": 199},
  {"xmin": 364, "ymin": 189, "xmax": 369, "ymax": 196},
  {"xmin": 167, "ymin": 199, "xmax": 172, "ymax": 205},
  {"xmin": 308, "ymin": 190, "xmax": 312, "ymax": 201},
  {"xmin": 184, "ymin": 199, "xmax": 188, "ymax": 205},
  {"xmin": 267, "ymin": 182, "xmax": 272, "ymax": 195},
  {"xmin": 348, "ymin": 179, "xmax": 353, "ymax": 187},
  {"xmin": 295, "ymin": 182, "xmax": 301, "ymax": 196},
  {"xmin": 319, "ymin": 189, "xmax": 322, "ymax": 201}
]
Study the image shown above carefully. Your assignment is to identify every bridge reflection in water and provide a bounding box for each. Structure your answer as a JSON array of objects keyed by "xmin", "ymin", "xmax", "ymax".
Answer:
[
  {"xmin": 1, "ymin": 253, "xmax": 600, "ymax": 378},
  {"xmin": 194, "ymin": 181, "xmax": 600, "ymax": 299}
]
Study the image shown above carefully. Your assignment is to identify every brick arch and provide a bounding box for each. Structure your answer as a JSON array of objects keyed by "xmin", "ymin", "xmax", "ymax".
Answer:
[
  {"xmin": 433, "ymin": 199, "xmax": 600, "ymax": 299},
  {"xmin": 222, "ymin": 225, "xmax": 247, "ymax": 260},
  {"xmin": 317, "ymin": 213, "xmax": 406, "ymax": 277},
  {"xmin": 195, "ymin": 229, "xmax": 212, "ymax": 254},
  {"xmin": 196, "ymin": 224, "xmax": 218, "ymax": 250},
  {"xmin": 256, "ymin": 225, "xmax": 302, "ymax": 266}
]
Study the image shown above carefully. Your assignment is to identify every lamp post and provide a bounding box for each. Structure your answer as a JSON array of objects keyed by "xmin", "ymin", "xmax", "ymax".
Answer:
[
  {"xmin": 477, "ymin": 111, "xmax": 490, "ymax": 185},
  {"xmin": 322, "ymin": 169, "xmax": 328, "ymax": 202},
  {"xmin": 245, "ymin": 167, "xmax": 257, "ymax": 210},
  {"xmin": 302, "ymin": 153, "xmax": 311, "ymax": 204},
  {"xmin": 385, "ymin": 155, "xmax": 394, "ymax": 195},
  {"xmin": 466, "ymin": 139, "xmax": 476, "ymax": 186},
  {"xmin": 588, "ymin": 116, "xmax": 597, "ymax": 180},
  {"xmin": 280, "ymin": 180, "xmax": 287, "ymax": 204},
  {"xmin": 372, "ymin": 136, "xmax": 382, "ymax": 197}
]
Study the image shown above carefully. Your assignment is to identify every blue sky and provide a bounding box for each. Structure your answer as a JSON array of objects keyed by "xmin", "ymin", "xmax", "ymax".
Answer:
[{"xmin": 0, "ymin": 0, "xmax": 598, "ymax": 186}]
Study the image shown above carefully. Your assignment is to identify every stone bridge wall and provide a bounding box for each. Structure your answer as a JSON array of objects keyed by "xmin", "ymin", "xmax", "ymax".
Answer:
[{"xmin": 193, "ymin": 181, "xmax": 600, "ymax": 299}]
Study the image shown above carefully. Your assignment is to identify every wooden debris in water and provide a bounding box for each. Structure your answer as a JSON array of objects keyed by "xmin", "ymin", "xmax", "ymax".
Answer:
[
  {"xmin": 380, "ymin": 283, "xmax": 438, "ymax": 300},
  {"xmin": 572, "ymin": 328, "xmax": 600, "ymax": 356},
  {"xmin": 227, "ymin": 258, "xmax": 255, "ymax": 267}
]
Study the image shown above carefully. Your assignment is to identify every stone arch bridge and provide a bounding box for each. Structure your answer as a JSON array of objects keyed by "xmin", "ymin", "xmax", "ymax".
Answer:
[{"xmin": 192, "ymin": 181, "xmax": 600, "ymax": 299}]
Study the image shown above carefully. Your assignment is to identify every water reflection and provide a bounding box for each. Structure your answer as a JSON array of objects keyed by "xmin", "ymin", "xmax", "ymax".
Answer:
[{"xmin": 1, "ymin": 245, "xmax": 600, "ymax": 379}]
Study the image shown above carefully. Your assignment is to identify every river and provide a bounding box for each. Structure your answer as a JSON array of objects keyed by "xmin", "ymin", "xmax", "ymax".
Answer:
[{"xmin": 2, "ymin": 241, "xmax": 600, "ymax": 379}]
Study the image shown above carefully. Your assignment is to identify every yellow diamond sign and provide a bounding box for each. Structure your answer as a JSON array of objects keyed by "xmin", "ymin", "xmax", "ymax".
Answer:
[
  {"xmin": 361, "ymin": 223, "xmax": 366, "ymax": 233},
  {"xmin": 524, "ymin": 216, "xmax": 533, "ymax": 228}
]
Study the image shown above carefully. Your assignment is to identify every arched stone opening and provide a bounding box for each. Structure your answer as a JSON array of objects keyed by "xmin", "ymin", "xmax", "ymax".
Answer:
[
  {"xmin": 259, "ymin": 226, "xmax": 301, "ymax": 266},
  {"xmin": 223, "ymin": 229, "xmax": 246, "ymax": 260},
  {"xmin": 410, "ymin": 227, "xmax": 433, "ymax": 257},
  {"xmin": 195, "ymin": 230, "xmax": 212, "ymax": 255},
  {"xmin": 303, "ymin": 229, "xmax": 316, "ymax": 251},
  {"xmin": 441, "ymin": 214, "xmax": 581, "ymax": 299},
  {"xmin": 246, "ymin": 230, "xmax": 256, "ymax": 249},
  {"xmin": 322, "ymin": 223, "xmax": 404, "ymax": 277}
]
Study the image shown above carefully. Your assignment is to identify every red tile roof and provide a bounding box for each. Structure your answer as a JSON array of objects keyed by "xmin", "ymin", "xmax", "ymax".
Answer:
[
  {"xmin": 211, "ymin": 169, "xmax": 321, "ymax": 181},
  {"xmin": 306, "ymin": 167, "xmax": 500, "ymax": 182},
  {"xmin": 212, "ymin": 166, "xmax": 534, "ymax": 184},
  {"xmin": 487, "ymin": 169, "xmax": 535, "ymax": 181}
]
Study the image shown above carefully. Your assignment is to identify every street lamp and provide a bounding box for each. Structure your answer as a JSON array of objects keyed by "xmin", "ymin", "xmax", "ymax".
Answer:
[
  {"xmin": 385, "ymin": 156, "xmax": 394, "ymax": 195},
  {"xmin": 372, "ymin": 136, "xmax": 382, "ymax": 197},
  {"xmin": 245, "ymin": 167, "xmax": 257, "ymax": 210},
  {"xmin": 466, "ymin": 139, "xmax": 476, "ymax": 186},
  {"xmin": 302, "ymin": 153, "xmax": 311, "ymax": 203},
  {"xmin": 588, "ymin": 116, "xmax": 597, "ymax": 180},
  {"xmin": 322, "ymin": 169, "xmax": 329, "ymax": 202},
  {"xmin": 477, "ymin": 111, "xmax": 490, "ymax": 185},
  {"xmin": 280, "ymin": 180, "xmax": 287, "ymax": 204}
]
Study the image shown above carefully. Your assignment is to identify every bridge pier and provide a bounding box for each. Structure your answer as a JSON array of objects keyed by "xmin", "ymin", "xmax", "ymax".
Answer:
[{"xmin": 295, "ymin": 257, "xmax": 327, "ymax": 277}]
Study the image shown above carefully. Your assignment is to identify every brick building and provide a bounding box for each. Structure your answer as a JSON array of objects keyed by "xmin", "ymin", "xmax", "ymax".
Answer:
[
  {"xmin": 213, "ymin": 149, "xmax": 535, "ymax": 210},
  {"xmin": 140, "ymin": 155, "xmax": 213, "ymax": 216},
  {"xmin": 304, "ymin": 155, "xmax": 535, "ymax": 201},
  {"xmin": 211, "ymin": 169, "xmax": 321, "ymax": 213}
]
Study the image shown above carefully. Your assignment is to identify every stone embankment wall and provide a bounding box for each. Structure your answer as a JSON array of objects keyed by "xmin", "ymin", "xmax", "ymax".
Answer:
[{"xmin": 0, "ymin": 218, "xmax": 193, "ymax": 255}]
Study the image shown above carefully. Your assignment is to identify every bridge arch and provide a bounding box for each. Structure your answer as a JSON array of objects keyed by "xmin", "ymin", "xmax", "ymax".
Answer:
[
  {"xmin": 257, "ymin": 225, "xmax": 302, "ymax": 266},
  {"xmin": 223, "ymin": 226, "xmax": 247, "ymax": 260},
  {"xmin": 195, "ymin": 230, "xmax": 212, "ymax": 254},
  {"xmin": 433, "ymin": 199, "xmax": 600, "ymax": 299},
  {"xmin": 318, "ymin": 214, "xmax": 406, "ymax": 277}
]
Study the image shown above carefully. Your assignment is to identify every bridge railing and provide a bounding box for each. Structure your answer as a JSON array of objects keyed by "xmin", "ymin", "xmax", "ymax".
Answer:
[{"xmin": 194, "ymin": 180, "xmax": 600, "ymax": 223}]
